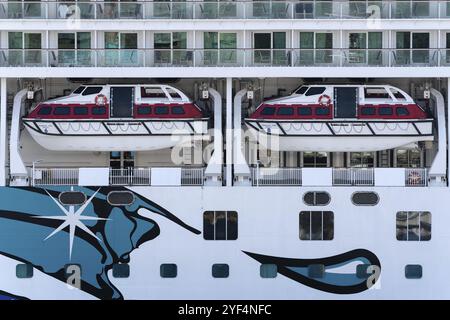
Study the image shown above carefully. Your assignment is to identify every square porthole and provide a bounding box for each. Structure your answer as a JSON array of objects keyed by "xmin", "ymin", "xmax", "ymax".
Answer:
[
  {"xmin": 160, "ymin": 264, "xmax": 177, "ymax": 278},
  {"xmin": 16, "ymin": 263, "xmax": 33, "ymax": 279},
  {"xmin": 405, "ymin": 264, "xmax": 422, "ymax": 279},
  {"xmin": 112, "ymin": 263, "xmax": 130, "ymax": 278},
  {"xmin": 308, "ymin": 264, "xmax": 325, "ymax": 278},
  {"xmin": 260, "ymin": 264, "xmax": 277, "ymax": 278},
  {"xmin": 212, "ymin": 264, "xmax": 229, "ymax": 278}
]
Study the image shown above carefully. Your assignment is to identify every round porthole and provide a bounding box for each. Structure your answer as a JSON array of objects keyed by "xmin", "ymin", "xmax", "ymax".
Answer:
[
  {"xmin": 303, "ymin": 192, "xmax": 330, "ymax": 206},
  {"xmin": 107, "ymin": 191, "xmax": 135, "ymax": 206},
  {"xmin": 351, "ymin": 192, "xmax": 379, "ymax": 206},
  {"xmin": 59, "ymin": 191, "xmax": 86, "ymax": 205}
]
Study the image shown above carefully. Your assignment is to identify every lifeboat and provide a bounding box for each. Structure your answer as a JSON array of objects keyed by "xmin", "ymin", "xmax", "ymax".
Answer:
[
  {"xmin": 245, "ymin": 84, "xmax": 434, "ymax": 152},
  {"xmin": 22, "ymin": 84, "xmax": 209, "ymax": 151}
]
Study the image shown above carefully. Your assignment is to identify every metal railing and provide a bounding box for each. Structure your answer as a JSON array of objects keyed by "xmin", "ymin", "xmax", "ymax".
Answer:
[
  {"xmin": 332, "ymin": 168, "xmax": 375, "ymax": 186},
  {"xmin": 32, "ymin": 167, "xmax": 205, "ymax": 186},
  {"xmin": 1, "ymin": 1, "xmax": 450, "ymax": 20},
  {"xmin": 0, "ymin": 48, "xmax": 447, "ymax": 68},
  {"xmin": 251, "ymin": 167, "xmax": 302, "ymax": 186},
  {"xmin": 405, "ymin": 168, "xmax": 428, "ymax": 187}
]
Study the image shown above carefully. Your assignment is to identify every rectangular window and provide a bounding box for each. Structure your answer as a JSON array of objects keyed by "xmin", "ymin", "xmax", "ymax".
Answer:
[
  {"xmin": 203, "ymin": 211, "xmax": 238, "ymax": 240},
  {"xmin": 396, "ymin": 211, "xmax": 431, "ymax": 241},
  {"xmin": 299, "ymin": 211, "xmax": 334, "ymax": 240}
]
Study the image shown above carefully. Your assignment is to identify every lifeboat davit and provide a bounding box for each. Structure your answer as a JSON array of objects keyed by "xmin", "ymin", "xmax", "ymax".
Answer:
[
  {"xmin": 245, "ymin": 84, "xmax": 434, "ymax": 152},
  {"xmin": 22, "ymin": 84, "xmax": 209, "ymax": 151}
]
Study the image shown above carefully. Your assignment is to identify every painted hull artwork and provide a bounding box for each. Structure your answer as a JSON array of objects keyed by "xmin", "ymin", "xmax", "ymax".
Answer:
[
  {"xmin": 0, "ymin": 186, "xmax": 200, "ymax": 300},
  {"xmin": 244, "ymin": 249, "xmax": 381, "ymax": 294}
]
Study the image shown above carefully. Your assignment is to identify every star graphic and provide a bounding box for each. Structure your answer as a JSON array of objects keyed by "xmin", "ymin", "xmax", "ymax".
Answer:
[{"xmin": 36, "ymin": 188, "xmax": 109, "ymax": 260}]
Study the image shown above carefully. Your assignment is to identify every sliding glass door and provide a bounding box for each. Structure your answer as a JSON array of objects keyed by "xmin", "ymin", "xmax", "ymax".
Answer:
[
  {"xmin": 104, "ymin": 32, "xmax": 138, "ymax": 66},
  {"xmin": 348, "ymin": 32, "xmax": 382, "ymax": 65},
  {"xmin": 203, "ymin": 32, "xmax": 237, "ymax": 65},
  {"xmin": 154, "ymin": 32, "xmax": 189, "ymax": 65},
  {"xmin": 253, "ymin": 32, "xmax": 287, "ymax": 65},
  {"xmin": 8, "ymin": 32, "xmax": 41, "ymax": 66},
  {"xmin": 396, "ymin": 32, "xmax": 429, "ymax": 65},
  {"xmin": 58, "ymin": 32, "xmax": 91, "ymax": 66},
  {"xmin": 298, "ymin": 32, "xmax": 332, "ymax": 65}
]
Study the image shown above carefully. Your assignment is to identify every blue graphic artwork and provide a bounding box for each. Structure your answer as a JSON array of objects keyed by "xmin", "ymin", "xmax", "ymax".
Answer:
[{"xmin": 0, "ymin": 186, "xmax": 200, "ymax": 300}]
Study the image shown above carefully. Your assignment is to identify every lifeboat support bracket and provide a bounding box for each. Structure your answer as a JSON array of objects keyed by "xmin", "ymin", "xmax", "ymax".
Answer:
[
  {"xmin": 233, "ymin": 88, "xmax": 251, "ymax": 186},
  {"xmin": 428, "ymin": 88, "xmax": 447, "ymax": 186}
]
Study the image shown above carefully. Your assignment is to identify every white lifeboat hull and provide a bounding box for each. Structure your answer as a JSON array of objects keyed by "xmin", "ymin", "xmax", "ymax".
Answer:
[
  {"xmin": 245, "ymin": 119, "xmax": 434, "ymax": 152},
  {"xmin": 23, "ymin": 118, "xmax": 209, "ymax": 151}
]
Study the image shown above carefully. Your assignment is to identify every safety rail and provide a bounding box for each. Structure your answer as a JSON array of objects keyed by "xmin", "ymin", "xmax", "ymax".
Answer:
[
  {"xmin": 31, "ymin": 167, "xmax": 205, "ymax": 186},
  {"xmin": 1, "ymin": 1, "xmax": 450, "ymax": 20},
  {"xmin": 332, "ymin": 168, "xmax": 375, "ymax": 186},
  {"xmin": 251, "ymin": 167, "xmax": 302, "ymax": 186},
  {"xmin": 0, "ymin": 48, "xmax": 448, "ymax": 68},
  {"xmin": 405, "ymin": 168, "xmax": 428, "ymax": 187}
]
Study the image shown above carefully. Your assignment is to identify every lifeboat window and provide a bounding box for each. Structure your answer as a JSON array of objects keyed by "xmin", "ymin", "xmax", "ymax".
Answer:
[
  {"xmin": 212, "ymin": 264, "xmax": 229, "ymax": 278},
  {"xmin": 396, "ymin": 107, "xmax": 410, "ymax": 116},
  {"xmin": 396, "ymin": 211, "xmax": 431, "ymax": 241},
  {"xmin": 53, "ymin": 106, "xmax": 71, "ymax": 115},
  {"xmin": 305, "ymin": 87, "xmax": 326, "ymax": 96},
  {"xmin": 37, "ymin": 106, "xmax": 52, "ymax": 115},
  {"xmin": 59, "ymin": 191, "xmax": 86, "ymax": 205},
  {"xmin": 299, "ymin": 211, "xmax": 334, "ymax": 240},
  {"xmin": 72, "ymin": 86, "xmax": 85, "ymax": 94},
  {"xmin": 364, "ymin": 87, "xmax": 390, "ymax": 99},
  {"xmin": 82, "ymin": 87, "xmax": 103, "ymax": 96},
  {"xmin": 277, "ymin": 107, "xmax": 294, "ymax": 116},
  {"xmin": 378, "ymin": 106, "xmax": 393, "ymax": 116},
  {"xmin": 351, "ymin": 192, "xmax": 379, "ymax": 206},
  {"xmin": 303, "ymin": 192, "xmax": 330, "ymax": 206},
  {"xmin": 166, "ymin": 88, "xmax": 182, "ymax": 100},
  {"xmin": 141, "ymin": 87, "xmax": 168, "ymax": 99},
  {"xmin": 361, "ymin": 107, "xmax": 376, "ymax": 116},
  {"xmin": 298, "ymin": 107, "xmax": 312, "ymax": 116},
  {"xmin": 137, "ymin": 106, "xmax": 152, "ymax": 115},
  {"xmin": 295, "ymin": 86, "xmax": 309, "ymax": 95},
  {"xmin": 315, "ymin": 107, "xmax": 330, "ymax": 116},
  {"xmin": 107, "ymin": 191, "xmax": 135, "ymax": 206},
  {"xmin": 155, "ymin": 106, "xmax": 169, "ymax": 115},
  {"xmin": 74, "ymin": 106, "xmax": 89, "ymax": 115},
  {"xmin": 260, "ymin": 106, "xmax": 276, "ymax": 115},
  {"xmin": 390, "ymin": 88, "xmax": 407, "ymax": 101},
  {"xmin": 172, "ymin": 106, "xmax": 185, "ymax": 114},
  {"xmin": 92, "ymin": 106, "xmax": 106, "ymax": 115}
]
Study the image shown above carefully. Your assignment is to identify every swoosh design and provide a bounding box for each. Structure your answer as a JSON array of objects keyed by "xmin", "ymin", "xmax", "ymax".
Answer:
[{"xmin": 243, "ymin": 249, "xmax": 381, "ymax": 294}]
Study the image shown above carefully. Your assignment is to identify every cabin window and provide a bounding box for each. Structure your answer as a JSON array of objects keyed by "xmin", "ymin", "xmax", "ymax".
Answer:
[
  {"xmin": 315, "ymin": 107, "xmax": 330, "ymax": 116},
  {"xmin": 92, "ymin": 106, "xmax": 106, "ymax": 115},
  {"xmin": 160, "ymin": 264, "xmax": 177, "ymax": 278},
  {"xmin": 351, "ymin": 192, "xmax": 379, "ymax": 206},
  {"xmin": 137, "ymin": 106, "xmax": 151, "ymax": 115},
  {"xmin": 378, "ymin": 107, "xmax": 393, "ymax": 116},
  {"xmin": 37, "ymin": 106, "xmax": 52, "ymax": 115},
  {"xmin": 396, "ymin": 149, "xmax": 422, "ymax": 168},
  {"xmin": 396, "ymin": 211, "xmax": 431, "ymax": 241},
  {"xmin": 212, "ymin": 264, "xmax": 229, "ymax": 278},
  {"xmin": 303, "ymin": 191, "xmax": 331, "ymax": 206},
  {"xmin": 107, "ymin": 191, "xmax": 135, "ymax": 206},
  {"xmin": 364, "ymin": 87, "xmax": 390, "ymax": 100},
  {"xmin": 203, "ymin": 211, "xmax": 238, "ymax": 240},
  {"xmin": 260, "ymin": 264, "xmax": 277, "ymax": 278},
  {"xmin": 298, "ymin": 107, "xmax": 312, "ymax": 116},
  {"xmin": 261, "ymin": 106, "xmax": 276, "ymax": 115},
  {"xmin": 295, "ymin": 86, "xmax": 309, "ymax": 95},
  {"xmin": 390, "ymin": 88, "xmax": 407, "ymax": 100},
  {"xmin": 361, "ymin": 107, "xmax": 376, "ymax": 116},
  {"xmin": 72, "ymin": 86, "xmax": 85, "ymax": 94},
  {"xmin": 82, "ymin": 87, "xmax": 103, "ymax": 96},
  {"xmin": 396, "ymin": 107, "xmax": 410, "ymax": 116},
  {"xmin": 155, "ymin": 106, "xmax": 169, "ymax": 115},
  {"xmin": 305, "ymin": 87, "xmax": 326, "ymax": 96},
  {"xmin": 166, "ymin": 88, "xmax": 182, "ymax": 100},
  {"xmin": 308, "ymin": 264, "xmax": 325, "ymax": 278},
  {"xmin": 405, "ymin": 265, "xmax": 422, "ymax": 279},
  {"xmin": 16, "ymin": 263, "xmax": 33, "ymax": 279},
  {"xmin": 112, "ymin": 263, "xmax": 130, "ymax": 278},
  {"xmin": 299, "ymin": 211, "xmax": 334, "ymax": 240},
  {"xmin": 59, "ymin": 191, "xmax": 86, "ymax": 205},
  {"xmin": 172, "ymin": 106, "xmax": 185, "ymax": 115},
  {"xmin": 141, "ymin": 87, "xmax": 168, "ymax": 99},
  {"xmin": 53, "ymin": 106, "xmax": 71, "ymax": 115},
  {"xmin": 303, "ymin": 152, "xmax": 328, "ymax": 167},
  {"xmin": 74, "ymin": 106, "xmax": 89, "ymax": 115},
  {"xmin": 277, "ymin": 107, "xmax": 294, "ymax": 116}
]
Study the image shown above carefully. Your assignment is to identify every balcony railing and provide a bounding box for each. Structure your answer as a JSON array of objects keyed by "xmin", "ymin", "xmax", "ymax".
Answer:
[
  {"xmin": 1, "ymin": 48, "xmax": 448, "ymax": 68},
  {"xmin": 251, "ymin": 167, "xmax": 302, "ymax": 186},
  {"xmin": 332, "ymin": 168, "xmax": 375, "ymax": 186},
  {"xmin": 32, "ymin": 167, "xmax": 205, "ymax": 186},
  {"xmin": 1, "ymin": 1, "xmax": 450, "ymax": 20}
]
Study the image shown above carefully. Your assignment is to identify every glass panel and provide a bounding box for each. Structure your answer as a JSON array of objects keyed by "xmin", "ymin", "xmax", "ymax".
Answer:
[
  {"xmin": 394, "ymin": 1, "xmax": 411, "ymax": 18},
  {"xmin": 8, "ymin": 32, "xmax": 23, "ymax": 65},
  {"xmin": 412, "ymin": 1, "xmax": 429, "ymax": 17},
  {"xmin": 299, "ymin": 211, "xmax": 311, "ymax": 240},
  {"xmin": 154, "ymin": 33, "xmax": 171, "ymax": 64},
  {"xmin": 215, "ymin": 211, "xmax": 226, "ymax": 240},
  {"xmin": 272, "ymin": 32, "xmax": 286, "ymax": 65},
  {"xmin": 24, "ymin": 33, "xmax": 41, "ymax": 64},
  {"xmin": 396, "ymin": 32, "xmax": 411, "ymax": 65},
  {"xmin": 105, "ymin": 32, "xmax": 119, "ymax": 66},
  {"xmin": 299, "ymin": 32, "xmax": 313, "ymax": 65},
  {"xmin": 77, "ymin": 32, "xmax": 91, "ymax": 66},
  {"xmin": 396, "ymin": 211, "xmax": 408, "ymax": 241},
  {"xmin": 316, "ymin": 33, "xmax": 332, "ymax": 63},
  {"xmin": 350, "ymin": 152, "xmax": 374, "ymax": 168},
  {"xmin": 349, "ymin": 33, "xmax": 367, "ymax": 64},
  {"xmin": 58, "ymin": 33, "xmax": 75, "ymax": 65},
  {"xmin": 310, "ymin": 211, "xmax": 323, "ymax": 240},
  {"xmin": 219, "ymin": 33, "xmax": 236, "ymax": 64},
  {"xmin": 349, "ymin": 0, "xmax": 367, "ymax": 18},
  {"xmin": 226, "ymin": 211, "xmax": 238, "ymax": 240},
  {"xmin": 24, "ymin": 0, "xmax": 42, "ymax": 18},
  {"xmin": 315, "ymin": 1, "xmax": 332, "ymax": 18},
  {"xmin": 420, "ymin": 212, "xmax": 431, "ymax": 241},
  {"xmin": 368, "ymin": 32, "xmax": 382, "ymax": 65},
  {"xmin": 154, "ymin": 0, "xmax": 171, "ymax": 18},
  {"xmin": 120, "ymin": 33, "xmax": 138, "ymax": 65},
  {"xmin": 412, "ymin": 33, "xmax": 429, "ymax": 64},
  {"xmin": 204, "ymin": 32, "xmax": 218, "ymax": 65},
  {"xmin": 119, "ymin": 0, "xmax": 142, "ymax": 18},
  {"xmin": 253, "ymin": 0, "xmax": 270, "ymax": 18},
  {"xmin": 322, "ymin": 211, "xmax": 334, "ymax": 240},
  {"xmin": 203, "ymin": 211, "xmax": 215, "ymax": 240},
  {"xmin": 294, "ymin": 1, "xmax": 313, "ymax": 19},
  {"xmin": 407, "ymin": 211, "xmax": 420, "ymax": 241},
  {"xmin": 254, "ymin": 33, "xmax": 271, "ymax": 64},
  {"xmin": 173, "ymin": 32, "xmax": 188, "ymax": 65}
]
